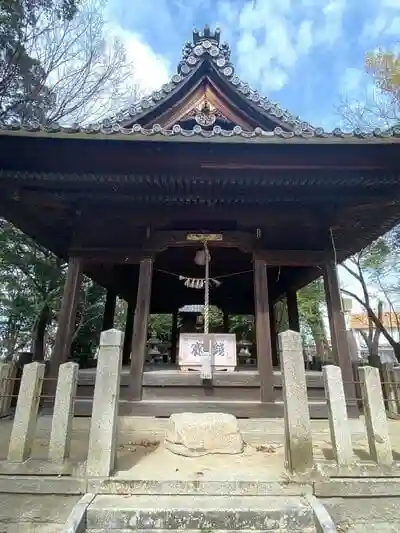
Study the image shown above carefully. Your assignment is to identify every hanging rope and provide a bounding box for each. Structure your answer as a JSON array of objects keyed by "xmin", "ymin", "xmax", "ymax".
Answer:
[
  {"xmin": 203, "ymin": 241, "xmax": 210, "ymax": 334},
  {"xmin": 155, "ymin": 267, "xmax": 253, "ymax": 282}
]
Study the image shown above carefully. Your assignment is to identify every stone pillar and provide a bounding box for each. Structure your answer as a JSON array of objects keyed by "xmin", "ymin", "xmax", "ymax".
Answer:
[
  {"xmin": 102, "ymin": 291, "xmax": 117, "ymax": 331},
  {"xmin": 87, "ymin": 329, "xmax": 123, "ymax": 477},
  {"xmin": 253, "ymin": 256, "xmax": 275, "ymax": 402},
  {"xmin": 323, "ymin": 262, "xmax": 356, "ymax": 403},
  {"xmin": 170, "ymin": 310, "xmax": 179, "ymax": 364},
  {"xmin": 130, "ymin": 258, "xmax": 153, "ymax": 400},
  {"xmin": 7, "ymin": 362, "xmax": 45, "ymax": 462},
  {"xmin": 279, "ymin": 330, "xmax": 313, "ymax": 474},
  {"xmin": 122, "ymin": 302, "xmax": 134, "ymax": 366},
  {"xmin": 48, "ymin": 256, "xmax": 83, "ymax": 388},
  {"xmin": 322, "ymin": 365, "xmax": 354, "ymax": 466},
  {"xmin": 359, "ymin": 366, "xmax": 393, "ymax": 466},
  {"xmin": 287, "ymin": 290, "xmax": 300, "ymax": 332},
  {"xmin": 48, "ymin": 362, "xmax": 78, "ymax": 462}
]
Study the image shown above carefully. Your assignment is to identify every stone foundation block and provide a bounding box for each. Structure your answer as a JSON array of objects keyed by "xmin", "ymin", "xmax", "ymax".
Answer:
[{"xmin": 164, "ymin": 412, "xmax": 244, "ymax": 456}]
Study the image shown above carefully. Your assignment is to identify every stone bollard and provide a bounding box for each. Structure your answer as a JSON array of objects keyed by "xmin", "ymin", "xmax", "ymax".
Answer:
[
  {"xmin": 279, "ymin": 330, "xmax": 313, "ymax": 474},
  {"xmin": 86, "ymin": 329, "xmax": 123, "ymax": 477},
  {"xmin": 48, "ymin": 361, "xmax": 79, "ymax": 462},
  {"xmin": 7, "ymin": 362, "xmax": 45, "ymax": 462},
  {"xmin": 359, "ymin": 365, "xmax": 393, "ymax": 466},
  {"xmin": 322, "ymin": 365, "xmax": 354, "ymax": 466}
]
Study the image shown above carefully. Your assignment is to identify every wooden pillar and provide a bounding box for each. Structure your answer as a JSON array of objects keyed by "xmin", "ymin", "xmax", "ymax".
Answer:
[
  {"xmin": 122, "ymin": 302, "xmax": 134, "ymax": 366},
  {"xmin": 48, "ymin": 256, "xmax": 83, "ymax": 384},
  {"xmin": 269, "ymin": 304, "xmax": 279, "ymax": 367},
  {"xmin": 102, "ymin": 291, "xmax": 116, "ymax": 331},
  {"xmin": 253, "ymin": 257, "xmax": 275, "ymax": 402},
  {"xmin": 287, "ymin": 290, "xmax": 300, "ymax": 332},
  {"xmin": 223, "ymin": 311, "xmax": 230, "ymax": 333},
  {"xmin": 170, "ymin": 310, "xmax": 179, "ymax": 364},
  {"xmin": 129, "ymin": 258, "xmax": 153, "ymax": 400},
  {"xmin": 323, "ymin": 261, "xmax": 356, "ymax": 402}
]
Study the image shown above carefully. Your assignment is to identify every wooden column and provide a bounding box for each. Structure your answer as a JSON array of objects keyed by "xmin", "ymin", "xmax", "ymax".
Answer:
[
  {"xmin": 129, "ymin": 258, "xmax": 153, "ymax": 400},
  {"xmin": 122, "ymin": 302, "xmax": 134, "ymax": 366},
  {"xmin": 102, "ymin": 291, "xmax": 116, "ymax": 331},
  {"xmin": 323, "ymin": 262, "xmax": 356, "ymax": 402},
  {"xmin": 269, "ymin": 304, "xmax": 279, "ymax": 367},
  {"xmin": 253, "ymin": 257, "xmax": 275, "ymax": 402},
  {"xmin": 170, "ymin": 310, "xmax": 179, "ymax": 364},
  {"xmin": 223, "ymin": 311, "xmax": 230, "ymax": 333},
  {"xmin": 48, "ymin": 256, "xmax": 83, "ymax": 384},
  {"xmin": 287, "ymin": 290, "xmax": 300, "ymax": 332}
]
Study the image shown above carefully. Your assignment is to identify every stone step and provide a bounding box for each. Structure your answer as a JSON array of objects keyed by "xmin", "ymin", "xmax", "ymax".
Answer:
[{"xmin": 85, "ymin": 494, "xmax": 316, "ymax": 532}]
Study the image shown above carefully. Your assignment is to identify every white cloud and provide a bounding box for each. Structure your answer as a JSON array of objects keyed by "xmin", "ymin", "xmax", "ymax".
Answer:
[
  {"xmin": 361, "ymin": 0, "xmax": 400, "ymax": 41},
  {"xmin": 317, "ymin": 0, "xmax": 347, "ymax": 46},
  {"xmin": 297, "ymin": 20, "xmax": 314, "ymax": 55},
  {"xmin": 219, "ymin": 0, "xmax": 348, "ymax": 93},
  {"xmin": 107, "ymin": 24, "xmax": 170, "ymax": 94},
  {"xmin": 340, "ymin": 67, "xmax": 364, "ymax": 95}
]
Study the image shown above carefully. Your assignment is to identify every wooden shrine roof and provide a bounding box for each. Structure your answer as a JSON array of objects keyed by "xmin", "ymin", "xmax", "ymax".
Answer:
[
  {"xmin": 0, "ymin": 26, "xmax": 400, "ymax": 310},
  {"xmin": 1, "ymin": 25, "xmax": 400, "ymax": 143}
]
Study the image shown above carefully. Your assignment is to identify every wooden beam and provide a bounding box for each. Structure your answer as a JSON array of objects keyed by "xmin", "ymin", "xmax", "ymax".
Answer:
[
  {"xmin": 102, "ymin": 291, "xmax": 116, "ymax": 331},
  {"xmin": 255, "ymin": 249, "xmax": 329, "ymax": 266},
  {"xmin": 130, "ymin": 258, "xmax": 153, "ymax": 400},
  {"xmin": 145, "ymin": 230, "xmax": 256, "ymax": 253},
  {"xmin": 323, "ymin": 261, "xmax": 356, "ymax": 403},
  {"xmin": 46, "ymin": 256, "xmax": 83, "ymax": 392},
  {"xmin": 70, "ymin": 248, "xmax": 149, "ymax": 264},
  {"xmin": 287, "ymin": 290, "xmax": 300, "ymax": 332},
  {"xmin": 253, "ymin": 257, "xmax": 275, "ymax": 402},
  {"xmin": 122, "ymin": 303, "xmax": 134, "ymax": 366}
]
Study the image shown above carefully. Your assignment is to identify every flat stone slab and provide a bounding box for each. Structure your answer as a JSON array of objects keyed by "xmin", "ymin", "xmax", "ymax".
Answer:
[
  {"xmin": 164, "ymin": 412, "xmax": 244, "ymax": 456},
  {"xmin": 86, "ymin": 494, "xmax": 314, "ymax": 530}
]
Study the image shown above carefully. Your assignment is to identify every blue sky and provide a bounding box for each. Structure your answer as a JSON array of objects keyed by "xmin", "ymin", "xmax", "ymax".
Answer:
[{"xmin": 106, "ymin": 0, "xmax": 400, "ymax": 130}]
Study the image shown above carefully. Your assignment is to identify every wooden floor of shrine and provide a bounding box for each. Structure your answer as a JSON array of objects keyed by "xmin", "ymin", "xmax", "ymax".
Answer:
[{"xmin": 74, "ymin": 365, "xmax": 336, "ymax": 419}]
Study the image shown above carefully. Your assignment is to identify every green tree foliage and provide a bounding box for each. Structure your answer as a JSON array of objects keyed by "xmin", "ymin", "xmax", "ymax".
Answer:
[
  {"xmin": 0, "ymin": 0, "xmax": 137, "ymax": 124},
  {"xmin": 0, "ymin": 219, "xmax": 65, "ymax": 359},
  {"xmin": 341, "ymin": 234, "xmax": 400, "ymax": 363},
  {"xmin": 0, "ymin": 219, "xmax": 110, "ymax": 365},
  {"xmin": 0, "ymin": 0, "xmax": 80, "ymax": 121}
]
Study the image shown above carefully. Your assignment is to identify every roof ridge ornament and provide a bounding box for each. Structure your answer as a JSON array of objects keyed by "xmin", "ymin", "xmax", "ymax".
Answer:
[{"xmin": 104, "ymin": 27, "xmax": 315, "ymax": 133}]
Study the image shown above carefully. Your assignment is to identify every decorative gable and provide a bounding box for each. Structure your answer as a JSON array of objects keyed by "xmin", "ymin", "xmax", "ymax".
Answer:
[{"xmin": 104, "ymin": 26, "xmax": 315, "ymax": 135}]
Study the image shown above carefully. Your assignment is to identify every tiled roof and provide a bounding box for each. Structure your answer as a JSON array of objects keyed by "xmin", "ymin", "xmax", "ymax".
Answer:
[{"xmin": 1, "ymin": 120, "xmax": 400, "ymax": 141}]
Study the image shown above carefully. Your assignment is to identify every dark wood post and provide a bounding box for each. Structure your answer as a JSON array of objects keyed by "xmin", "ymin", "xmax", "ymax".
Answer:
[
  {"xmin": 287, "ymin": 289, "xmax": 300, "ymax": 332},
  {"xmin": 323, "ymin": 261, "xmax": 356, "ymax": 402},
  {"xmin": 130, "ymin": 257, "xmax": 153, "ymax": 400},
  {"xmin": 122, "ymin": 302, "xmax": 134, "ymax": 366},
  {"xmin": 47, "ymin": 256, "xmax": 83, "ymax": 388},
  {"xmin": 170, "ymin": 310, "xmax": 179, "ymax": 364},
  {"xmin": 253, "ymin": 256, "xmax": 275, "ymax": 402},
  {"xmin": 102, "ymin": 290, "xmax": 117, "ymax": 331},
  {"xmin": 269, "ymin": 303, "xmax": 279, "ymax": 367},
  {"xmin": 223, "ymin": 311, "xmax": 230, "ymax": 333}
]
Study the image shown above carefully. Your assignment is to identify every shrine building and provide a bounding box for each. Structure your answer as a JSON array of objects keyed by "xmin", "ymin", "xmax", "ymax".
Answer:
[{"xmin": 1, "ymin": 27, "xmax": 400, "ymax": 417}]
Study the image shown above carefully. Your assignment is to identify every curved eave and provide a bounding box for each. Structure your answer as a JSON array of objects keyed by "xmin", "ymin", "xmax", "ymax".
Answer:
[{"xmin": 1, "ymin": 126, "xmax": 400, "ymax": 144}]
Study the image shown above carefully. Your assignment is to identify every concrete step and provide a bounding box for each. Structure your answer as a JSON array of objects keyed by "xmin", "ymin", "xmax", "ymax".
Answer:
[{"xmin": 85, "ymin": 494, "xmax": 317, "ymax": 532}]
